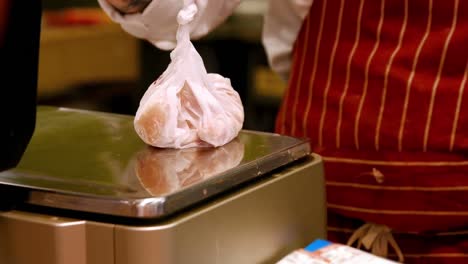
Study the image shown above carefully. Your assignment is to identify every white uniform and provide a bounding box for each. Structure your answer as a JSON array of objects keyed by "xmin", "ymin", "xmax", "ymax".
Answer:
[{"xmin": 97, "ymin": 0, "xmax": 314, "ymax": 79}]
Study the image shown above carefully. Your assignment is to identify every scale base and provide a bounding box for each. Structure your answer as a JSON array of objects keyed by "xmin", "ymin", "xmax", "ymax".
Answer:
[{"xmin": 0, "ymin": 156, "xmax": 325, "ymax": 264}]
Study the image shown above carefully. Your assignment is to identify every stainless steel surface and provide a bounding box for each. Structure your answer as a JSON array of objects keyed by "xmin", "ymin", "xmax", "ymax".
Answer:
[
  {"xmin": 0, "ymin": 210, "xmax": 114, "ymax": 264},
  {"xmin": 0, "ymin": 155, "xmax": 325, "ymax": 264},
  {"xmin": 0, "ymin": 106, "xmax": 310, "ymax": 218},
  {"xmin": 114, "ymin": 156, "xmax": 326, "ymax": 264}
]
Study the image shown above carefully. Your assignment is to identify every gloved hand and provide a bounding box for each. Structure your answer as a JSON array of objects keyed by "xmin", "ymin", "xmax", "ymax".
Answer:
[{"xmin": 97, "ymin": 0, "xmax": 241, "ymax": 50}]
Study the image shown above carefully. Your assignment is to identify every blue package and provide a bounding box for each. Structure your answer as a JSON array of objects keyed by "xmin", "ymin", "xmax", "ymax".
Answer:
[{"xmin": 304, "ymin": 239, "xmax": 332, "ymax": 252}]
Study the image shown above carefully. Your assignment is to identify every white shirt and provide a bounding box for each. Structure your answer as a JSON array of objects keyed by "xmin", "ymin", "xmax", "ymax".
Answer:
[{"xmin": 97, "ymin": 0, "xmax": 314, "ymax": 79}]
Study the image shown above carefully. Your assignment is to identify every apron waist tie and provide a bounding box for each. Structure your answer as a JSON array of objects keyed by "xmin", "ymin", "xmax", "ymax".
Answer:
[{"xmin": 347, "ymin": 223, "xmax": 404, "ymax": 263}]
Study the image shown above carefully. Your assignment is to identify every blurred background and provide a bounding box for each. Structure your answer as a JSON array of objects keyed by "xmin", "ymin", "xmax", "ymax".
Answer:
[{"xmin": 39, "ymin": 0, "xmax": 286, "ymax": 132}]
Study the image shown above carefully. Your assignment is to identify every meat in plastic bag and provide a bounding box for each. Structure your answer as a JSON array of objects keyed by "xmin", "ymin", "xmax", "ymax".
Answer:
[{"xmin": 134, "ymin": 2, "xmax": 244, "ymax": 149}]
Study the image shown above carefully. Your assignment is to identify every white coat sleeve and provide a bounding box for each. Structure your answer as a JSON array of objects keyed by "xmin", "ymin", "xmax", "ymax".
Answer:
[
  {"xmin": 262, "ymin": 0, "xmax": 313, "ymax": 80},
  {"xmin": 97, "ymin": 0, "xmax": 241, "ymax": 50}
]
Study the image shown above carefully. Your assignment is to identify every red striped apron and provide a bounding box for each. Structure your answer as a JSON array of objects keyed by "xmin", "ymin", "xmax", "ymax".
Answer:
[{"xmin": 275, "ymin": 0, "xmax": 468, "ymax": 262}]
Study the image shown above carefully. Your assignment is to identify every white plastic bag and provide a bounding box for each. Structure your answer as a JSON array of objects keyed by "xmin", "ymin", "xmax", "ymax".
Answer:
[{"xmin": 134, "ymin": 2, "xmax": 244, "ymax": 149}]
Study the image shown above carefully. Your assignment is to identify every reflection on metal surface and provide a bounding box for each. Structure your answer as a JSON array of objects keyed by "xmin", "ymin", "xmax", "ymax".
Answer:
[
  {"xmin": 0, "ymin": 106, "xmax": 311, "ymax": 218},
  {"xmin": 135, "ymin": 139, "xmax": 244, "ymax": 196}
]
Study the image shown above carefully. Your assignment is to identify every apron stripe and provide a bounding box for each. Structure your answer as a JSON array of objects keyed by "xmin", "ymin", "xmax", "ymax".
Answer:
[
  {"xmin": 423, "ymin": 0, "xmax": 460, "ymax": 151},
  {"xmin": 354, "ymin": 0, "xmax": 386, "ymax": 150},
  {"xmin": 375, "ymin": 0, "xmax": 409, "ymax": 150},
  {"xmin": 328, "ymin": 203, "xmax": 468, "ymax": 216},
  {"xmin": 327, "ymin": 181, "xmax": 468, "ymax": 191},
  {"xmin": 335, "ymin": 0, "xmax": 366, "ymax": 148},
  {"xmin": 398, "ymin": 0, "xmax": 433, "ymax": 151},
  {"xmin": 318, "ymin": 0, "xmax": 346, "ymax": 147},
  {"xmin": 302, "ymin": 0, "xmax": 328, "ymax": 139},
  {"xmin": 277, "ymin": 15, "xmax": 311, "ymax": 135},
  {"xmin": 323, "ymin": 156, "xmax": 468, "ymax": 166},
  {"xmin": 328, "ymin": 226, "xmax": 468, "ymax": 236},
  {"xmin": 289, "ymin": 15, "xmax": 312, "ymax": 136},
  {"xmin": 450, "ymin": 62, "xmax": 468, "ymax": 150}
]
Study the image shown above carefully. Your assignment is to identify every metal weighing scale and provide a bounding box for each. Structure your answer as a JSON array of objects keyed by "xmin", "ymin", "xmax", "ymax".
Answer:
[{"xmin": 0, "ymin": 107, "xmax": 326, "ymax": 264}]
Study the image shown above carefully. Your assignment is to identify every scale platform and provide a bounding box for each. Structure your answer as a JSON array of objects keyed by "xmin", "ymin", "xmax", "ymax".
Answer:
[{"xmin": 0, "ymin": 107, "xmax": 326, "ymax": 264}]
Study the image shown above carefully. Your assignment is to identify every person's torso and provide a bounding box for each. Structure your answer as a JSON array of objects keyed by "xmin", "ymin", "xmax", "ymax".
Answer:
[
  {"xmin": 277, "ymin": 0, "xmax": 468, "ymax": 155},
  {"xmin": 275, "ymin": 0, "xmax": 468, "ymax": 233}
]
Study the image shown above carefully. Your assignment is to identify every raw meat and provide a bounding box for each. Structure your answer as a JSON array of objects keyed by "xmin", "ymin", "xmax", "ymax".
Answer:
[{"xmin": 134, "ymin": 2, "xmax": 244, "ymax": 148}]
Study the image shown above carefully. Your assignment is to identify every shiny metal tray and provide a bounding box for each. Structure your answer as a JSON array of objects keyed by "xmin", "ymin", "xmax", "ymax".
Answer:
[{"xmin": 0, "ymin": 107, "xmax": 310, "ymax": 219}]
